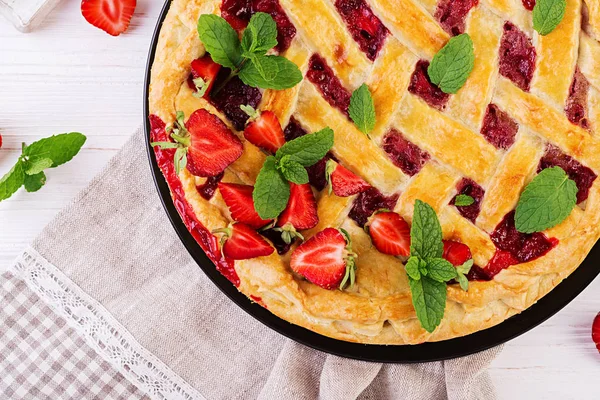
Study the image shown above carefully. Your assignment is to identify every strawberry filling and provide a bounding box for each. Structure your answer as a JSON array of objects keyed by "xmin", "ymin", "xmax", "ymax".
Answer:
[
  {"xmin": 149, "ymin": 115, "xmax": 239, "ymax": 286},
  {"xmin": 306, "ymin": 54, "xmax": 352, "ymax": 116},
  {"xmin": 220, "ymin": 0, "xmax": 296, "ymax": 52},
  {"xmin": 565, "ymin": 68, "xmax": 591, "ymax": 129},
  {"xmin": 408, "ymin": 60, "xmax": 450, "ymax": 111},
  {"xmin": 209, "ymin": 70, "xmax": 262, "ymax": 131},
  {"xmin": 522, "ymin": 0, "xmax": 535, "ymax": 10},
  {"xmin": 592, "ymin": 313, "xmax": 600, "ymax": 352},
  {"xmin": 261, "ymin": 228, "xmax": 296, "ymax": 254},
  {"xmin": 480, "ymin": 104, "xmax": 519, "ymax": 150},
  {"xmin": 349, "ymin": 187, "xmax": 399, "ymax": 227},
  {"xmin": 498, "ymin": 22, "xmax": 536, "ymax": 92},
  {"xmin": 382, "ymin": 129, "xmax": 430, "ymax": 176},
  {"xmin": 334, "ymin": 0, "xmax": 389, "ymax": 61},
  {"xmin": 491, "ymin": 211, "xmax": 558, "ymax": 264},
  {"xmin": 197, "ymin": 172, "xmax": 224, "ymax": 200},
  {"xmin": 538, "ymin": 145, "xmax": 597, "ymax": 204},
  {"xmin": 450, "ymin": 178, "xmax": 484, "ymax": 223},
  {"xmin": 434, "ymin": 0, "xmax": 479, "ymax": 36}
]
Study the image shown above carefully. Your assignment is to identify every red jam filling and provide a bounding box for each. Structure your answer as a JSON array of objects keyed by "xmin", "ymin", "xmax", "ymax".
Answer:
[
  {"xmin": 408, "ymin": 60, "xmax": 450, "ymax": 111},
  {"xmin": 466, "ymin": 250, "xmax": 518, "ymax": 281},
  {"xmin": 498, "ymin": 22, "xmax": 536, "ymax": 92},
  {"xmin": 209, "ymin": 69, "xmax": 262, "ymax": 131},
  {"xmin": 522, "ymin": 0, "xmax": 536, "ymax": 10},
  {"xmin": 451, "ymin": 178, "xmax": 484, "ymax": 223},
  {"xmin": 334, "ymin": 0, "xmax": 389, "ymax": 61},
  {"xmin": 261, "ymin": 228, "xmax": 295, "ymax": 254},
  {"xmin": 538, "ymin": 145, "xmax": 597, "ymax": 204},
  {"xmin": 349, "ymin": 187, "xmax": 399, "ymax": 227},
  {"xmin": 196, "ymin": 172, "xmax": 225, "ymax": 200},
  {"xmin": 306, "ymin": 54, "xmax": 352, "ymax": 116},
  {"xmin": 284, "ymin": 117, "xmax": 336, "ymax": 191},
  {"xmin": 491, "ymin": 211, "xmax": 558, "ymax": 264},
  {"xmin": 221, "ymin": 0, "xmax": 296, "ymax": 52},
  {"xmin": 480, "ymin": 104, "xmax": 519, "ymax": 150},
  {"xmin": 149, "ymin": 115, "xmax": 240, "ymax": 286},
  {"xmin": 434, "ymin": 0, "xmax": 479, "ymax": 36},
  {"xmin": 565, "ymin": 68, "xmax": 591, "ymax": 129},
  {"xmin": 382, "ymin": 129, "xmax": 430, "ymax": 176}
]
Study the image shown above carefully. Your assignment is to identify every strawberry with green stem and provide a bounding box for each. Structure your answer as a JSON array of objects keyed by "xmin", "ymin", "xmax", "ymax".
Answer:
[{"xmin": 213, "ymin": 223, "xmax": 274, "ymax": 260}]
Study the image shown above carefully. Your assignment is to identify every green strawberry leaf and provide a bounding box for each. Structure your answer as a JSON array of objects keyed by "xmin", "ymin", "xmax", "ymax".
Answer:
[
  {"xmin": 515, "ymin": 166, "xmax": 577, "ymax": 233},
  {"xmin": 197, "ymin": 14, "xmax": 243, "ymax": 69},
  {"xmin": 349, "ymin": 84, "xmax": 376, "ymax": 135},
  {"xmin": 0, "ymin": 161, "xmax": 25, "ymax": 202},
  {"xmin": 427, "ymin": 33, "xmax": 475, "ymax": 94},
  {"xmin": 409, "ymin": 275, "xmax": 447, "ymax": 333},
  {"xmin": 24, "ymin": 171, "xmax": 46, "ymax": 193},
  {"xmin": 533, "ymin": 0, "xmax": 566, "ymax": 35},
  {"xmin": 253, "ymin": 156, "xmax": 291, "ymax": 219},
  {"xmin": 276, "ymin": 127, "xmax": 334, "ymax": 167}
]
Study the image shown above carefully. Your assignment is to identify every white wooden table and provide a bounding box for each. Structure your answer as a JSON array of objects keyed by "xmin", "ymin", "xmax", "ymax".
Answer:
[{"xmin": 1, "ymin": 1, "xmax": 599, "ymax": 398}]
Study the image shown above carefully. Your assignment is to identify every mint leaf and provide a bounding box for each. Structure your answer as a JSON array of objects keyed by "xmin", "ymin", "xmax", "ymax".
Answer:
[
  {"xmin": 515, "ymin": 166, "xmax": 577, "ymax": 233},
  {"xmin": 454, "ymin": 194, "xmax": 474, "ymax": 207},
  {"xmin": 409, "ymin": 275, "xmax": 447, "ymax": 333},
  {"xmin": 241, "ymin": 12, "xmax": 278, "ymax": 56},
  {"xmin": 410, "ymin": 200, "xmax": 443, "ymax": 260},
  {"xmin": 533, "ymin": 0, "xmax": 566, "ymax": 35},
  {"xmin": 405, "ymin": 256, "xmax": 423, "ymax": 280},
  {"xmin": 0, "ymin": 161, "xmax": 25, "ymax": 202},
  {"xmin": 239, "ymin": 54, "xmax": 303, "ymax": 90},
  {"xmin": 427, "ymin": 258, "xmax": 457, "ymax": 282},
  {"xmin": 24, "ymin": 157, "xmax": 53, "ymax": 175},
  {"xmin": 253, "ymin": 156, "xmax": 291, "ymax": 219},
  {"xmin": 24, "ymin": 171, "xmax": 46, "ymax": 193},
  {"xmin": 197, "ymin": 14, "xmax": 242, "ymax": 69},
  {"xmin": 427, "ymin": 33, "xmax": 475, "ymax": 94},
  {"xmin": 349, "ymin": 84, "xmax": 376, "ymax": 135},
  {"xmin": 278, "ymin": 156, "xmax": 309, "ymax": 184},
  {"xmin": 276, "ymin": 127, "xmax": 334, "ymax": 167},
  {"xmin": 23, "ymin": 133, "xmax": 86, "ymax": 169}
]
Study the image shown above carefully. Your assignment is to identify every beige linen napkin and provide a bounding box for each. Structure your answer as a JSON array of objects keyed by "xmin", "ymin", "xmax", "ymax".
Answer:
[{"xmin": 5, "ymin": 128, "xmax": 502, "ymax": 399}]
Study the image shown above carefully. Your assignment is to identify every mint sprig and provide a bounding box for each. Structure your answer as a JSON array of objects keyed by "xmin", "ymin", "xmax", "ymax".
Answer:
[
  {"xmin": 533, "ymin": 0, "xmax": 566, "ymax": 36},
  {"xmin": 198, "ymin": 13, "xmax": 302, "ymax": 91},
  {"xmin": 406, "ymin": 200, "xmax": 473, "ymax": 333},
  {"xmin": 0, "ymin": 132, "xmax": 86, "ymax": 202},
  {"xmin": 253, "ymin": 127, "xmax": 334, "ymax": 219},
  {"xmin": 427, "ymin": 33, "xmax": 475, "ymax": 94},
  {"xmin": 454, "ymin": 194, "xmax": 474, "ymax": 207},
  {"xmin": 515, "ymin": 166, "xmax": 577, "ymax": 233},
  {"xmin": 349, "ymin": 84, "xmax": 376, "ymax": 136}
]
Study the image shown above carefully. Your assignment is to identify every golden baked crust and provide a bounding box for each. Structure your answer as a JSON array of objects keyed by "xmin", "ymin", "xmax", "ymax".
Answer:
[{"xmin": 149, "ymin": 0, "xmax": 600, "ymax": 344}]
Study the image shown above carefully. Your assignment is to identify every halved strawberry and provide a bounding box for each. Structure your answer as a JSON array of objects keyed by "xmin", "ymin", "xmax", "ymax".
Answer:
[
  {"xmin": 185, "ymin": 109, "xmax": 243, "ymax": 177},
  {"xmin": 243, "ymin": 109, "xmax": 285, "ymax": 154},
  {"xmin": 81, "ymin": 0, "xmax": 136, "ymax": 36},
  {"xmin": 290, "ymin": 228, "xmax": 357, "ymax": 290},
  {"xmin": 442, "ymin": 240, "xmax": 472, "ymax": 266},
  {"xmin": 278, "ymin": 183, "xmax": 318, "ymax": 230},
  {"xmin": 213, "ymin": 223, "xmax": 274, "ymax": 260},
  {"xmin": 218, "ymin": 183, "xmax": 272, "ymax": 229},
  {"xmin": 190, "ymin": 55, "xmax": 221, "ymax": 98},
  {"xmin": 593, "ymin": 313, "xmax": 600, "ymax": 352},
  {"xmin": 326, "ymin": 160, "xmax": 370, "ymax": 197},
  {"xmin": 366, "ymin": 211, "xmax": 410, "ymax": 256}
]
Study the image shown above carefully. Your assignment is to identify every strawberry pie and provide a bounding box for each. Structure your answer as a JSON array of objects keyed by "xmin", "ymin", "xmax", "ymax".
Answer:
[{"xmin": 149, "ymin": 0, "xmax": 600, "ymax": 344}]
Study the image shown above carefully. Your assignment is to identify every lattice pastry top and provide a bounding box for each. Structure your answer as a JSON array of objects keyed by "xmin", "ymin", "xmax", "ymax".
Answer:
[{"xmin": 148, "ymin": 0, "xmax": 600, "ymax": 344}]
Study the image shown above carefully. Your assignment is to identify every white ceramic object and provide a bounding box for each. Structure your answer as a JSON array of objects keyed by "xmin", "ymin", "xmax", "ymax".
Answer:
[{"xmin": 0, "ymin": 0, "xmax": 62, "ymax": 32}]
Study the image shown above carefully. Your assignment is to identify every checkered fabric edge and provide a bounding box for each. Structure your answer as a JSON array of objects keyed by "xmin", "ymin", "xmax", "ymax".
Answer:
[{"xmin": 7, "ymin": 246, "xmax": 206, "ymax": 400}]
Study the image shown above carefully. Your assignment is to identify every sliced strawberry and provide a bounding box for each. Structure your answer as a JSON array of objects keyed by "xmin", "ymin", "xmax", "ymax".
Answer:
[
  {"xmin": 593, "ymin": 313, "xmax": 600, "ymax": 352},
  {"xmin": 185, "ymin": 109, "xmax": 243, "ymax": 177},
  {"xmin": 290, "ymin": 228, "xmax": 357, "ymax": 290},
  {"xmin": 81, "ymin": 0, "xmax": 136, "ymax": 36},
  {"xmin": 218, "ymin": 183, "xmax": 272, "ymax": 229},
  {"xmin": 366, "ymin": 211, "xmax": 410, "ymax": 256},
  {"xmin": 0, "ymin": 135, "xmax": 2, "ymax": 148},
  {"xmin": 442, "ymin": 240, "xmax": 472, "ymax": 266},
  {"xmin": 190, "ymin": 55, "xmax": 221, "ymax": 98},
  {"xmin": 243, "ymin": 110, "xmax": 285, "ymax": 154},
  {"xmin": 326, "ymin": 160, "xmax": 370, "ymax": 197},
  {"xmin": 214, "ymin": 223, "xmax": 274, "ymax": 260},
  {"xmin": 278, "ymin": 183, "xmax": 319, "ymax": 230}
]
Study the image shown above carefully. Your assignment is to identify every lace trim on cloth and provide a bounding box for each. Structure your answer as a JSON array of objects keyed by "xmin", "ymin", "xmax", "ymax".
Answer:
[{"xmin": 10, "ymin": 246, "xmax": 206, "ymax": 400}]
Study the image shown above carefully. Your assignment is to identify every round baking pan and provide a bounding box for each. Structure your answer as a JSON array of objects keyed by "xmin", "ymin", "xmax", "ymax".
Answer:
[{"xmin": 143, "ymin": 0, "xmax": 600, "ymax": 363}]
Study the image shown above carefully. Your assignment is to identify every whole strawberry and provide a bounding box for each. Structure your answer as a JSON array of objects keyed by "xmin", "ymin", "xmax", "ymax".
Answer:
[{"xmin": 593, "ymin": 312, "xmax": 600, "ymax": 352}]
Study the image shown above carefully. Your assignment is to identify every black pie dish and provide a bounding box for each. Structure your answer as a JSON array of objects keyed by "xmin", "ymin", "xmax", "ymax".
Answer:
[{"xmin": 143, "ymin": 0, "xmax": 600, "ymax": 363}]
